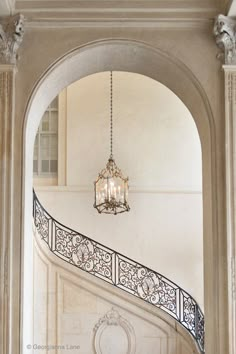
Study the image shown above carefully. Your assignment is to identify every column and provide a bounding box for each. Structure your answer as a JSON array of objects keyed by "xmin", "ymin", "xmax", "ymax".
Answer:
[
  {"xmin": 0, "ymin": 14, "xmax": 24, "ymax": 354},
  {"xmin": 214, "ymin": 14, "xmax": 236, "ymax": 354}
]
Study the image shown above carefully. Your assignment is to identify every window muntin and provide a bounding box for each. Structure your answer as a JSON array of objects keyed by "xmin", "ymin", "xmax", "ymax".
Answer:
[{"xmin": 33, "ymin": 97, "xmax": 58, "ymax": 176}]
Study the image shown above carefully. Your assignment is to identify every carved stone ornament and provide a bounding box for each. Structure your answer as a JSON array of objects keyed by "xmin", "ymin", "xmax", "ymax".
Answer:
[
  {"xmin": 93, "ymin": 308, "xmax": 136, "ymax": 354},
  {"xmin": 94, "ymin": 308, "xmax": 123, "ymax": 331},
  {"xmin": 214, "ymin": 14, "xmax": 236, "ymax": 65},
  {"xmin": 0, "ymin": 14, "xmax": 24, "ymax": 64}
]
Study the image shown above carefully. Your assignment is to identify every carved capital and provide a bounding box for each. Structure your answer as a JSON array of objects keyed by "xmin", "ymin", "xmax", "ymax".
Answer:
[
  {"xmin": 214, "ymin": 14, "xmax": 236, "ymax": 64},
  {"xmin": 0, "ymin": 14, "xmax": 24, "ymax": 65}
]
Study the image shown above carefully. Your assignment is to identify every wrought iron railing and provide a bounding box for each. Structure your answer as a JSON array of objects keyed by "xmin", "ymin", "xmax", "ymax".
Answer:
[{"xmin": 33, "ymin": 190, "xmax": 204, "ymax": 353}]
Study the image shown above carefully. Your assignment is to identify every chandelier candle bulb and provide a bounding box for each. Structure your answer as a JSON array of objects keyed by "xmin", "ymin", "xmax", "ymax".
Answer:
[{"xmin": 94, "ymin": 71, "xmax": 130, "ymax": 215}]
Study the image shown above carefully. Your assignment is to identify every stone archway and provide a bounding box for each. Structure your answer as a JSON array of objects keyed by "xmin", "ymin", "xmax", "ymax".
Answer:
[{"xmin": 22, "ymin": 39, "xmax": 225, "ymax": 354}]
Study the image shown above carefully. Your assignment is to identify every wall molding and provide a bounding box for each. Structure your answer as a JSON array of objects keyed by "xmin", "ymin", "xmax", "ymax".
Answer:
[
  {"xmin": 16, "ymin": 0, "xmax": 218, "ymax": 29},
  {"xmin": 16, "ymin": 0, "xmax": 219, "ymax": 18},
  {"xmin": 0, "ymin": 0, "xmax": 15, "ymax": 16},
  {"xmin": 34, "ymin": 185, "xmax": 202, "ymax": 194},
  {"xmin": 22, "ymin": 14, "xmax": 215, "ymax": 31}
]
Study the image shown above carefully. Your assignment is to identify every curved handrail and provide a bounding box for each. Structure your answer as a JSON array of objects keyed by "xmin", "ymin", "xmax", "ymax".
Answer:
[{"xmin": 33, "ymin": 189, "xmax": 204, "ymax": 353}]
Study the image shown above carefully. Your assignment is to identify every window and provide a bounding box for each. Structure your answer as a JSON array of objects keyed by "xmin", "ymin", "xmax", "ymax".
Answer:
[{"xmin": 33, "ymin": 97, "xmax": 58, "ymax": 176}]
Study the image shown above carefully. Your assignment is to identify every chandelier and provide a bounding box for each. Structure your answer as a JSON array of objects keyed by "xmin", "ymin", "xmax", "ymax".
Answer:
[{"xmin": 94, "ymin": 71, "xmax": 130, "ymax": 215}]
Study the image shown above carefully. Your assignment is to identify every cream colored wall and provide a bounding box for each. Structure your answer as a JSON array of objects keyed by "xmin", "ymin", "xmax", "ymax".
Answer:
[
  {"xmin": 66, "ymin": 72, "xmax": 202, "ymax": 190},
  {"xmin": 35, "ymin": 72, "xmax": 203, "ymax": 308},
  {"xmin": 33, "ymin": 226, "xmax": 199, "ymax": 354}
]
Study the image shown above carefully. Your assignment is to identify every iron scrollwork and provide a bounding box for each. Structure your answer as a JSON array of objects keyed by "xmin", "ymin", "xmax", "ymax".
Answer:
[
  {"xmin": 54, "ymin": 222, "xmax": 114, "ymax": 283},
  {"xmin": 117, "ymin": 256, "xmax": 178, "ymax": 316},
  {"xmin": 33, "ymin": 195, "xmax": 50, "ymax": 243},
  {"xmin": 33, "ymin": 190, "xmax": 205, "ymax": 353}
]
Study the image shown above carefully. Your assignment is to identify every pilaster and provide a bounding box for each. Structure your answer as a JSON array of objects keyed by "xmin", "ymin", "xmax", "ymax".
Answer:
[
  {"xmin": 0, "ymin": 14, "xmax": 24, "ymax": 354},
  {"xmin": 0, "ymin": 64, "xmax": 16, "ymax": 354},
  {"xmin": 223, "ymin": 65, "xmax": 236, "ymax": 354},
  {"xmin": 214, "ymin": 14, "xmax": 236, "ymax": 354}
]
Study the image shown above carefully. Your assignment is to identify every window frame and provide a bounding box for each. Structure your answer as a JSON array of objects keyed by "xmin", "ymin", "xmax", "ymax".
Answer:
[{"xmin": 33, "ymin": 97, "xmax": 59, "ymax": 178}]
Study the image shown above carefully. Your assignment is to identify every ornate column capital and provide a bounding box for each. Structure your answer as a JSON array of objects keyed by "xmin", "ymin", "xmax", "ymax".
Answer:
[
  {"xmin": 0, "ymin": 14, "xmax": 24, "ymax": 65},
  {"xmin": 214, "ymin": 14, "xmax": 236, "ymax": 65}
]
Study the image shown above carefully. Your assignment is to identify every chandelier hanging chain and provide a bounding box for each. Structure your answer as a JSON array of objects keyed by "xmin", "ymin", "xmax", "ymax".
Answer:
[
  {"xmin": 110, "ymin": 70, "xmax": 113, "ymax": 159},
  {"xmin": 94, "ymin": 71, "xmax": 130, "ymax": 214}
]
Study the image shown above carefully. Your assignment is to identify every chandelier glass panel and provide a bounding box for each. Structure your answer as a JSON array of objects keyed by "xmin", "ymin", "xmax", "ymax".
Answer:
[{"xmin": 94, "ymin": 71, "xmax": 130, "ymax": 215}]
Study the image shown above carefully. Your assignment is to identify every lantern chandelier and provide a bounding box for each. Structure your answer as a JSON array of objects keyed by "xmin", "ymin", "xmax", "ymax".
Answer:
[{"xmin": 94, "ymin": 71, "xmax": 130, "ymax": 215}]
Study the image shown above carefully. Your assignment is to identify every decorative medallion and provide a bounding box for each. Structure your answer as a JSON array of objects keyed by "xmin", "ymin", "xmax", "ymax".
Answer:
[{"xmin": 93, "ymin": 308, "xmax": 136, "ymax": 354}]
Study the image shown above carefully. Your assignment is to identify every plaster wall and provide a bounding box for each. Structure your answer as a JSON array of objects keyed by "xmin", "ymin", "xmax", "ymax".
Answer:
[{"xmin": 35, "ymin": 72, "xmax": 204, "ymax": 307}]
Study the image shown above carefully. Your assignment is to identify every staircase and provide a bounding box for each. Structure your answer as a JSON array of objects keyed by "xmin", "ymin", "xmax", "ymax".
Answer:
[{"xmin": 33, "ymin": 190, "xmax": 204, "ymax": 353}]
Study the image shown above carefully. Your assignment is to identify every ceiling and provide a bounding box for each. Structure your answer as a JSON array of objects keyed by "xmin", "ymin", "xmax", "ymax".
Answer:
[{"xmin": 0, "ymin": 0, "xmax": 233, "ymax": 22}]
